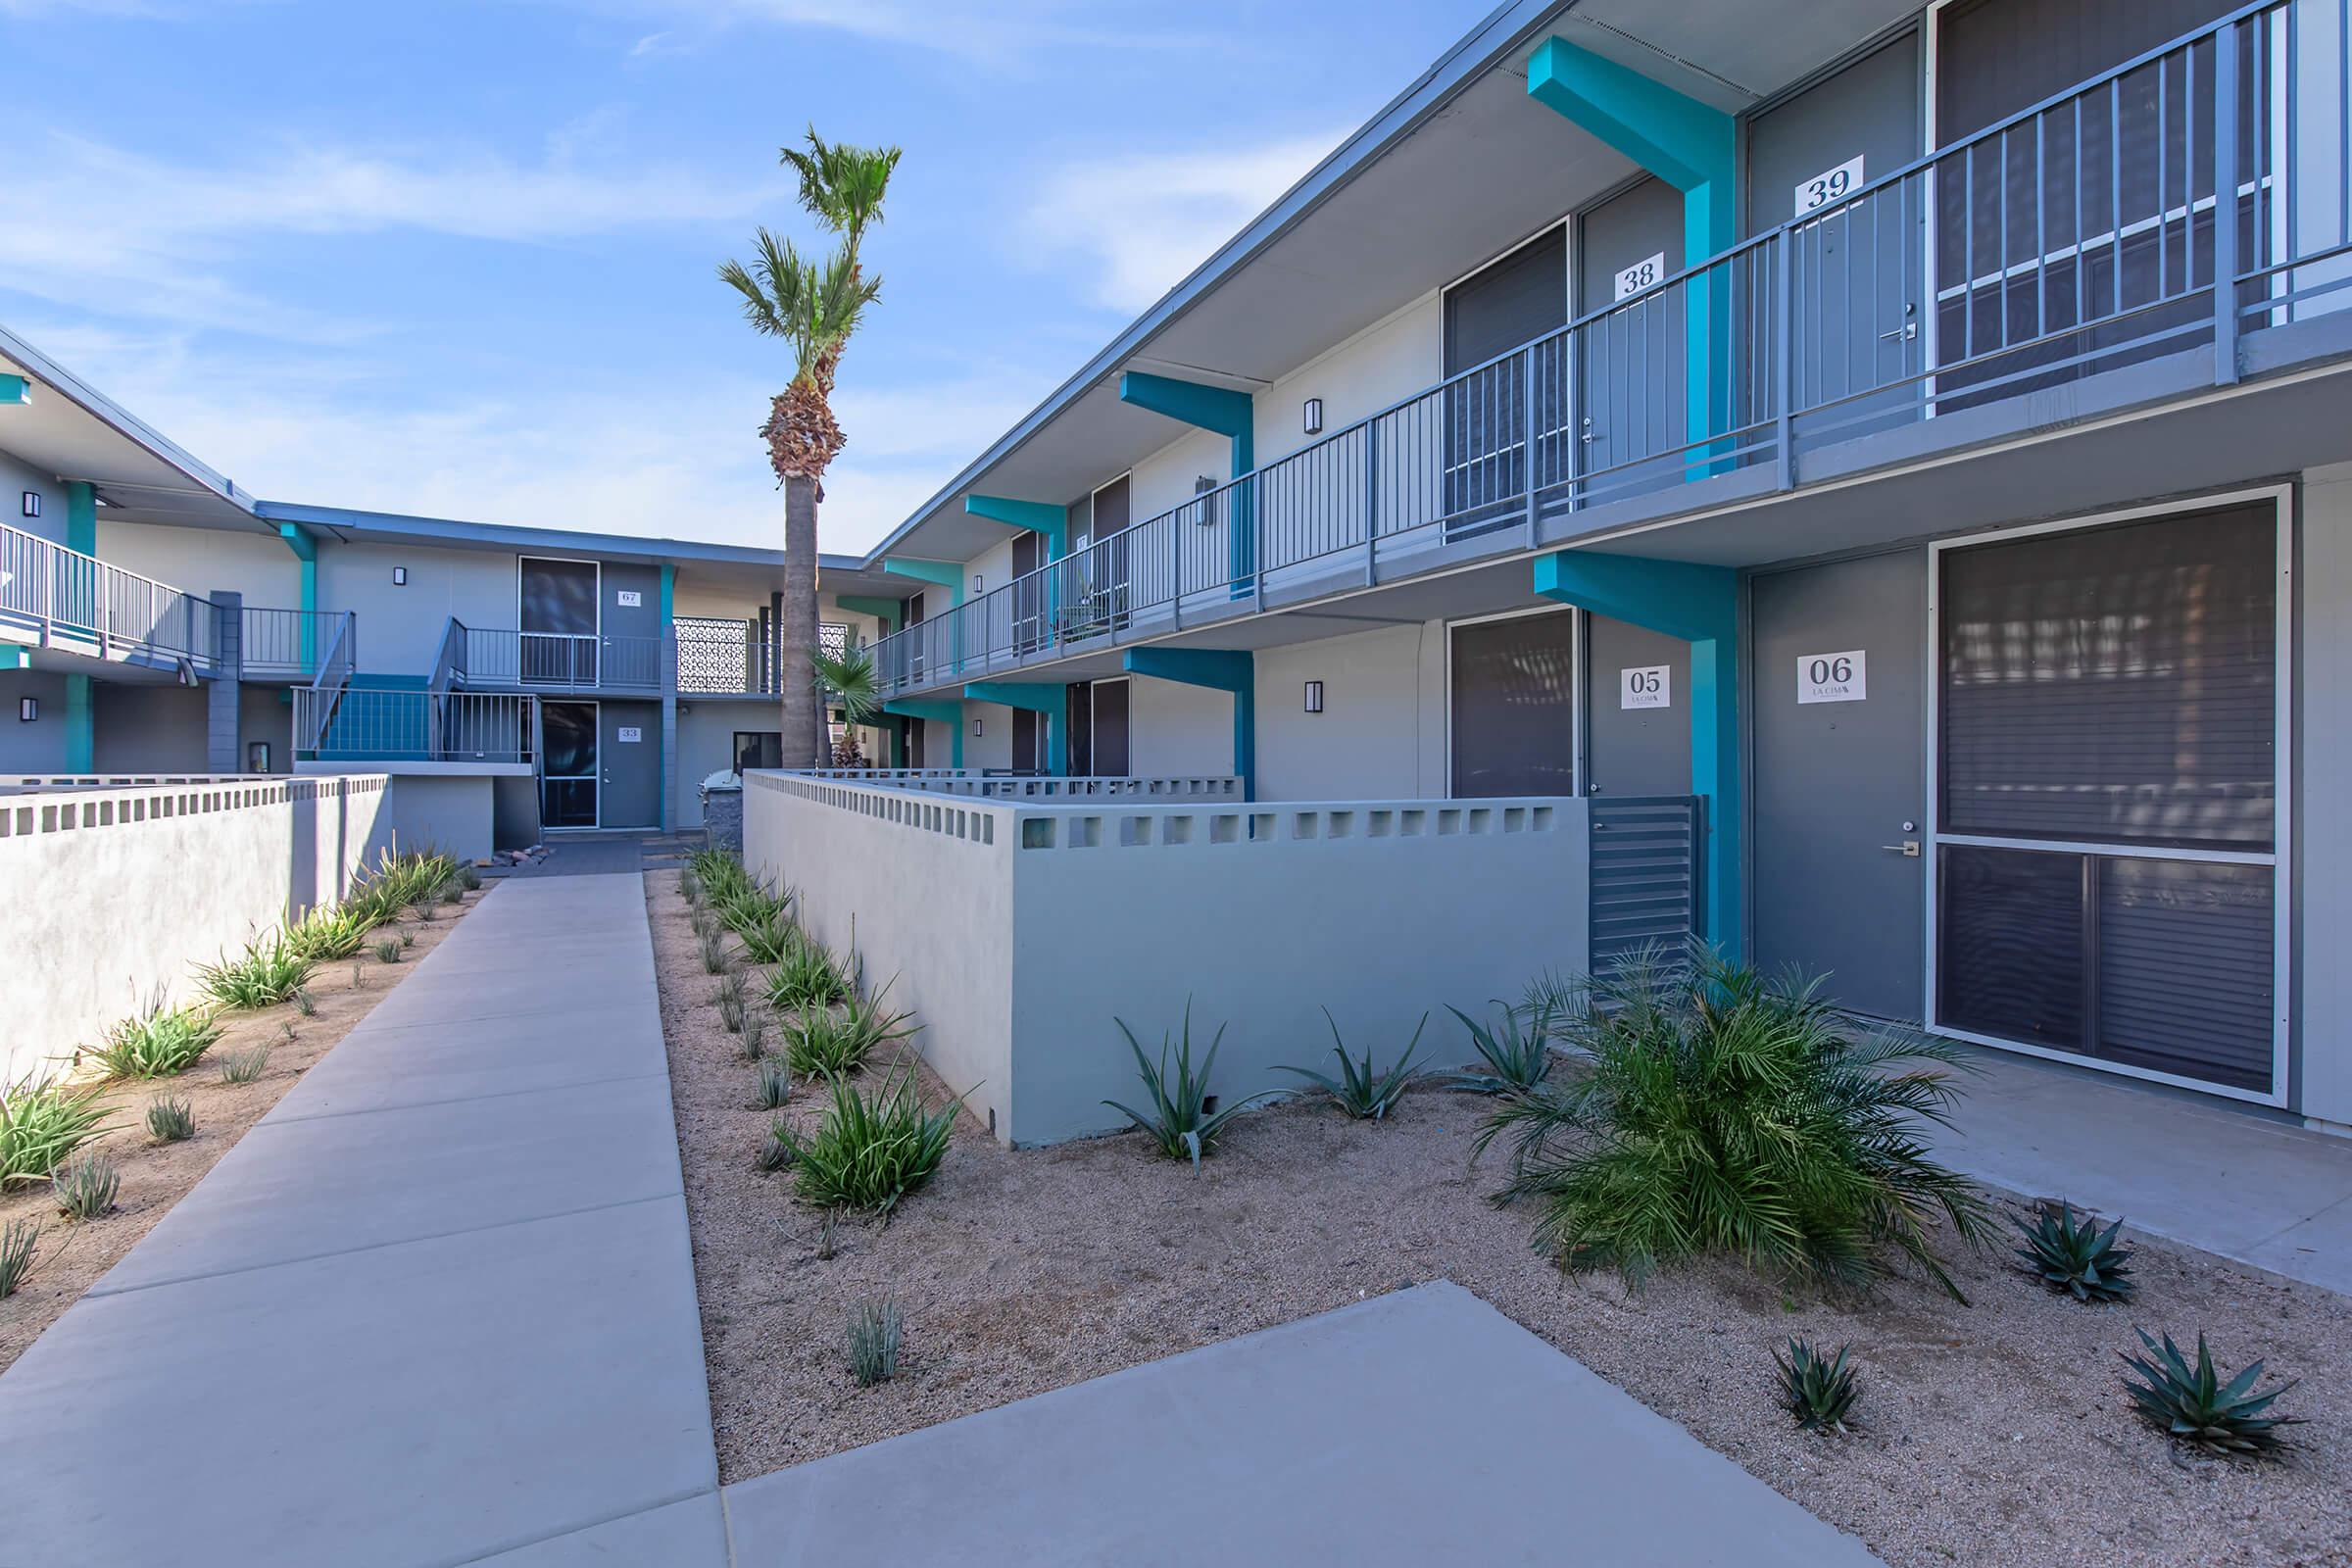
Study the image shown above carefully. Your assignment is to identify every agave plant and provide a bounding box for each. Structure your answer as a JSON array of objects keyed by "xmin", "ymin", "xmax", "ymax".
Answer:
[
  {"xmin": 1103, "ymin": 1004, "xmax": 1273, "ymax": 1166},
  {"xmin": 1443, "ymin": 1002, "xmax": 1552, "ymax": 1096},
  {"xmin": 2014, "ymin": 1200, "xmax": 2135, "ymax": 1302},
  {"xmin": 91, "ymin": 990, "xmax": 222, "ymax": 1079},
  {"xmin": 0, "ymin": 1073, "xmax": 113, "ymax": 1186},
  {"xmin": 1775, "ymin": 1337, "xmax": 1861, "ymax": 1433},
  {"xmin": 0, "ymin": 1219, "xmax": 40, "ymax": 1299},
  {"xmin": 2121, "ymin": 1330, "xmax": 2301, "ymax": 1458},
  {"xmin": 771, "ymin": 1065, "xmax": 960, "ymax": 1215},
  {"xmin": 1278, "ymin": 1008, "xmax": 1426, "ymax": 1120}
]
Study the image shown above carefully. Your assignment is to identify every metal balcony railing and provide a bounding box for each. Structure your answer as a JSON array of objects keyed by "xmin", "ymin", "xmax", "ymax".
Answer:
[
  {"xmin": 452, "ymin": 624, "xmax": 665, "ymax": 691},
  {"xmin": 241, "ymin": 607, "xmax": 352, "ymax": 680},
  {"xmin": 874, "ymin": 0, "xmax": 2352, "ymax": 698},
  {"xmin": 0, "ymin": 522, "xmax": 220, "ymax": 669},
  {"xmin": 294, "ymin": 687, "xmax": 537, "ymax": 763}
]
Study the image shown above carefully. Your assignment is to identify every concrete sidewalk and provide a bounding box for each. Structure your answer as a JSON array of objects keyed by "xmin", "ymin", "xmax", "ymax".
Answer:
[
  {"xmin": 1937, "ymin": 1049, "xmax": 2352, "ymax": 1295},
  {"xmin": 0, "ymin": 872, "xmax": 727, "ymax": 1566},
  {"xmin": 720, "ymin": 1281, "xmax": 1886, "ymax": 1566}
]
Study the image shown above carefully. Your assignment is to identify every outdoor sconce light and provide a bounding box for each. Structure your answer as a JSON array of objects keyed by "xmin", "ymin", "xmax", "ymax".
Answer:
[
  {"xmin": 972, "ymin": 574, "xmax": 983, "ymax": 594},
  {"xmin": 21, "ymin": 491, "xmax": 38, "ymax": 517},
  {"xmin": 1303, "ymin": 397, "xmax": 1324, "ymax": 436},
  {"xmin": 247, "ymin": 741, "xmax": 271, "ymax": 773},
  {"xmin": 393, "ymin": 566, "xmax": 409, "ymax": 586},
  {"xmin": 1303, "ymin": 679, "xmax": 1324, "ymax": 713},
  {"xmin": 18, "ymin": 697, "xmax": 36, "ymax": 722},
  {"xmin": 971, "ymin": 718, "xmax": 983, "ymax": 737}
]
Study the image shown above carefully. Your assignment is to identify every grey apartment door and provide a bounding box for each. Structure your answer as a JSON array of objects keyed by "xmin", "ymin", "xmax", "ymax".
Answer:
[
  {"xmin": 1574, "ymin": 177, "xmax": 1685, "ymax": 503},
  {"xmin": 1586, "ymin": 613, "xmax": 1690, "ymax": 800},
  {"xmin": 599, "ymin": 702, "xmax": 661, "ymax": 828},
  {"xmin": 1749, "ymin": 550, "xmax": 1926, "ymax": 1019}
]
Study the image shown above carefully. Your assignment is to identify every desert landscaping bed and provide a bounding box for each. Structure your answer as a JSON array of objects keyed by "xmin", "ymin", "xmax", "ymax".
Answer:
[
  {"xmin": 647, "ymin": 865, "xmax": 2351, "ymax": 1568},
  {"xmin": 0, "ymin": 876, "xmax": 488, "ymax": 1373}
]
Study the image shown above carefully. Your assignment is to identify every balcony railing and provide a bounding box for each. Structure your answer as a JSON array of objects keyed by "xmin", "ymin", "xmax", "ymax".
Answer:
[
  {"xmin": 874, "ymin": 1, "xmax": 2352, "ymax": 698},
  {"xmin": 241, "ymin": 607, "xmax": 352, "ymax": 680},
  {"xmin": 675, "ymin": 616, "xmax": 854, "ymax": 695},
  {"xmin": 295, "ymin": 688, "xmax": 537, "ymax": 764},
  {"xmin": 450, "ymin": 623, "xmax": 665, "ymax": 691},
  {"xmin": 0, "ymin": 522, "xmax": 220, "ymax": 669}
]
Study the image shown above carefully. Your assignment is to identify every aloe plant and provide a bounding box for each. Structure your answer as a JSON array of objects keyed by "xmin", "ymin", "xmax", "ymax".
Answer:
[
  {"xmin": 0, "ymin": 1073, "xmax": 113, "ymax": 1186},
  {"xmin": 771, "ymin": 1066, "xmax": 960, "ymax": 1215},
  {"xmin": 92, "ymin": 990, "xmax": 222, "ymax": 1079},
  {"xmin": 1443, "ymin": 1002, "xmax": 1552, "ymax": 1096},
  {"xmin": 2121, "ymin": 1330, "xmax": 2301, "ymax": 1458},
  {"xmin": 1278, "ymin": 1008, "xmax": 1425, "ymax": 1120},
  {"xmin": 846, "ymin": 1296, "xmax": 903, "ymax": 1387},
  {"xmin": 1103, "ymin": 1004, "xmax": 1272, "ymax": 1166},
  {"xmin": 1776, "ymin": 1337, "xmax": 1861, "ymax": 1433}
]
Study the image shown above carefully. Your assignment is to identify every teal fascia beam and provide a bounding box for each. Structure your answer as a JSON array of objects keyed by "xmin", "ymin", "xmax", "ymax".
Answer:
[
  {"xmin": 1527, "ymin": 36, "xmax": 1736, "ymax": 461},
  {"xmin": 1533, "ymin": 550, "xmax": 1740, "ymax": 958},
  {"xmin": 65, "ymin": 480, "xmax": 97, "ymax": 556},
  {"xmin": 1121, "ymin": 648, "xmax": 1255, "ymax": 802},
  {"xmin": 884, "ymin": 697, "xmax": 964, "ymax": 770},
  {"xmin": 964, "ymin": 496, "xmax": 1069, "ymax": 562},
  {"xmin": 836, "ymin": 594, "xmax": 903, "ymax": 637},
  {"xmin": 1119, "ymin": 370, "xmax": 1257, "ymax": 591},
  {"xmin": 0, "ymin": 646, "xmax": 28, "ymax": 671},
  {"xmin": 881, "ymin": 557, "xmax": 963, "ymax": 604},
  {"xmin": 276, "ymin": 521, "xmax": 320, "ymax": 668},
  {"xmin": 0, "ymin": 374, "xmax": 29, "ymax": 407},
  {"xmin": 962, "ymin": 681, "xmax": 1068, "ymax": 775}
]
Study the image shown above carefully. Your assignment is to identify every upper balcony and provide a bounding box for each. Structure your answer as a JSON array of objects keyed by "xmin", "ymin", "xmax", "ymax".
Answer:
[
  {"xmin": 872, "ymin": 3, "xmax": 2352, "ymax": 701},
  {"xmin": 442, "ymin": 620, "xmax": 666, "ymax": 695}
]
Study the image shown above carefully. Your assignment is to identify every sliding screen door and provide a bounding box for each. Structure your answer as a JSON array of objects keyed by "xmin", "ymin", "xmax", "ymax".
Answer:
[
  {"xmin": 1449, "ymin": 610, "xmax": 1578, "ymax": 798},
  {"xmin": 518, "ymin": 558, "xmax": 599, "ymax": 685}
]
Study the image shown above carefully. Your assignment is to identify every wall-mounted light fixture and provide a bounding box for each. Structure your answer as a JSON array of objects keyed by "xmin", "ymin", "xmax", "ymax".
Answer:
[
  {"xmin": 1303, "ymin": 679, "xmax": 1324, "ymax": 713},
  {"xmin": 21, "ymin": 491, "xmax": 39, "ymax": 518},
  {"xmin": 18, "ymin": 697, "xmax": 37, "ymax": 722},
  {"xmin": 1303, "ymin": 398, "xmax": 1324, "ymax": 436},
  {"xmin": 971, "ymin": 717, "xmax": 984, "ymax": 737},
  {"xmin": 247, "ymin": 740, "xmax": 271, "ymax": 773},
  {"xmin": 972, "ymin": 574, "xmax": 983, "ymax": 594},
  {"xmin": 392, "ymin": 566, "xmax": 409, "ymax": 586}
]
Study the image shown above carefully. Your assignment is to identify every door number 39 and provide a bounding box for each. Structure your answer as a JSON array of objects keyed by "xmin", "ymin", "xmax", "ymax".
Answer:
[{"xmin": 1794, "ymin": 155, "xmax": 1866, "ymax": 215}]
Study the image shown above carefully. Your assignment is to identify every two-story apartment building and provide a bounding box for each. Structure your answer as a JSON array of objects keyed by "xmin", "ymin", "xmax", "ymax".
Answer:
[
  {"xmin": 0, "ymin": 327, "xmax": 918, "ymax": 853},
  {"xmin": 737, "ymin": 0, "xmax": 2352, "ymax": 1145}
]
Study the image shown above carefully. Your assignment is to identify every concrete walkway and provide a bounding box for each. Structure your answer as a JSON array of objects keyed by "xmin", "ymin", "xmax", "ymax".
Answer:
[
  {"xmin": 719, "ymin": 1281, "xmax": 1885, "ymax": 1566},
  {"xmin": 0, "ymin": 872, "xmax": 726, "ymax": 1565},
  {"xmin": 1938, "ymin": 1049, "xmax": 2352, "ymax": 1295}
]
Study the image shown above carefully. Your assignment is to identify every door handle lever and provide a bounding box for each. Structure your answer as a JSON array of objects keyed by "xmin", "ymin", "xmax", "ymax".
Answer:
[{"xmin": 1881, "ymin": 841, "xmax": 1921, "ymax": 857}]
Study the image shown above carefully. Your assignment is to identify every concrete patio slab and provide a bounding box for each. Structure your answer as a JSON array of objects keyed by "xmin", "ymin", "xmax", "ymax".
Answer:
[
  {"xmin": 720, "ymin": 1280, "xmax": 1886, "ymax": 1567},
  {"xmin": 354, "ymin": 961, "xmax": 657, "ymax": 1029},
  {"xmin": 1938, "ymin": 1049, "xmax": 2352, "ymax": 1295},
  {"xmin": 264, "ymin": 1001, "xmax": 666, "ymax": 1119},
  {"xmin": 93, "ymin": 1073, "xmax": 686, "ymax": 1294},
  {"xmin": 473, "ymin": 1493, "xmax": 730, "ymax": 1565}
]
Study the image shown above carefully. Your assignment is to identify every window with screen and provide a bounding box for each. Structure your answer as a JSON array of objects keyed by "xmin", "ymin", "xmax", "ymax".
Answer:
[{"xmin": 1449, "ymin": 611, "xmax": 1577, "ymax": 798}]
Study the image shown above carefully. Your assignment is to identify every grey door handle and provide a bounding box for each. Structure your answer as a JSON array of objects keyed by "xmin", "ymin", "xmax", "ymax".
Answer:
[{"xmin": 1881, "ymin": 840, "xmax": 1921, "ymax": 857}]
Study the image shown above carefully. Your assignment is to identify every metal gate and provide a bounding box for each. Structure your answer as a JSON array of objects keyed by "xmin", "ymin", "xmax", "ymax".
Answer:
[{"xmin": 1587, "ymin": 796, "xmax": 1703, "ymax": 974}]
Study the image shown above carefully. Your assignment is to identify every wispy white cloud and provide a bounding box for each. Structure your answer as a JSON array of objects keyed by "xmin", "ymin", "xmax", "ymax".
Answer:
[
  {"xmin": 0, "ymin": 131, "xmax": 768, "ymax": 340},
  {"xmin": 574, "ymin": 0, "xmax": 1220, "ymax": 66},
  {"xmin": 1023, "ymin": 132, "xmax": 1341, "ymax": 314}
]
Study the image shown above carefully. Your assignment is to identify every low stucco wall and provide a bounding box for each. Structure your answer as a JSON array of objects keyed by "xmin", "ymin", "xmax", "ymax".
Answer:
[
  {"xmin": 745, "ymin": 773, "xmax": 1590, "ymax": 1147},
  {"xmin": 0, "ymin": 774, "xmax": 392, "ymax": 1079}
]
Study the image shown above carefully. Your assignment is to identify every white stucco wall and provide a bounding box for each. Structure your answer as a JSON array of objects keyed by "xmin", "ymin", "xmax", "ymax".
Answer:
[
  {"xmin": 2296, "ymin": 464, "xmax": 2352, "ymax": 1129},
  {"xmin": 963, "ymin": 701, "xmax": 1012, "ymax": 770},
  {"xmin": 381, "ymin": 773, "xmax": 499, "ymax": 860},
  {"xmin": 316, "ymin": 542, "xmax": 517, "ymax": 672},
  {"xmin": 1250, "ymin": 293, "xmax": 1446, "ymax": 473},
  {"xmin": 1252, "ymin": 620, "xmax": 1447, "ymax": 801},
  {"xmin": 0, "ymin": 773, "xmax": 392, "ymax": 1079},
  {"xmin": 98, "ymin": 520, "xmax": 301, "ymax": 607},
  {"xmin": 1128, "ymin": 674, "xmax": 1235, "ymax": 776},
  {"xmin": 0, "ymin": 448, "xmax": 70, "ymax": 549},
  {"xmin": 0, "ymin": 671, "xmax": 75, "ymax": 771},
  {"xmin": 1128, "ymin": 428, "xmax": 1232, "ymax": 534}
]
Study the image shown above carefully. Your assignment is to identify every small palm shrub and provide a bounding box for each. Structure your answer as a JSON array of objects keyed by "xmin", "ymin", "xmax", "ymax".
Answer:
[
  {"xmin": 772, "ymin": 1066, "xmax": 959, "ymax": 1215},
  {"xmin": 1279, "ymin": 1008, "xmax": 1425, "ymax": 1120},
  {"xmin": 92, "ymin": 992, "xmax": 222, "ymax": 1079},
  {"xmin": 847, "ymin": 1297, "xmax": 903, "ymax": 1387},
  {"xmin": 1103, "ymin": 1004, "xmax": 1272, "ymax": 1166},
  {"xmin": 754, "ymin": 1057, "xmax": 793, "ymax": 1109},
  {"xmin": 286, "ymin": 903, "xmax": 371, "ymax": 961},
  {"xmin": 145, "ymin": 1095, "xmax": 196, "ymax": 1144},
  {"xmin": 217, "ymin": 1046, "xmax": 270, "ymax": 1085},
  {"xmin": 1476, "ymin": 947, "xmax": 1989, "ymax": 1299},
  {"xmin": 1776, "ymin": 1338, "xmax": 1861, "ymax": 1433},
  {"xmin": 371, "ymin": 938, "xmax": 403, "ymax": 963},
  {"xmin": 1444, "ymin": 1002, "xmax": 1553, "ymax": 1096},
  {"xmin": 713, "ymin": 972, "xmax": 751, "ymax": 1034},
  {"xmin": 53, "ymin": 1152, "xmax": 121, "ymax": 1220},
  {"xmin": 0, "ymin": 1219, "xmax": 39, "ymax": 1299},
  {"xmin": 0, "ymin": 1074, "xmax": 113, "ymax": 1186},
  {"xmin": 766, "ymin": 934, "xmax": 850, "ymax": 1012},
  {"xmin": 2014, "ymin": 1200, "xmax": 2135, "ymax": 1302},
  {"xmin": 195, "ymin": 934, "xmax": 317, "ymax": 1009},
  {"xmin": 2121, "ymin": 1330, "xmax": 2301, "ymax": 1458}
]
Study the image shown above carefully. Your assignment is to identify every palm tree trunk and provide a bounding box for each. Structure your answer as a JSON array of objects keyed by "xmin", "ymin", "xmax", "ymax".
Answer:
[{"xmin": 778, "ymin": 473, "xmax": 821, "ymax": 769}]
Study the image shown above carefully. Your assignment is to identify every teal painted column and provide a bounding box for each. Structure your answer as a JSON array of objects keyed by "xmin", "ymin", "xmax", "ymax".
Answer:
[
  {"xmin": 963, "ymin": 496, "xmax": 1069, "ymax": 562},
  {"xmin": 884, "ymin": 697, "xmax": 964, "ymax": 770},
  {"xmin": 1533, "ymin": 550, "xmax": 1740, "ymax": 958},
  {"xmin": 963, "ymin": 682, "xmax": 1068, "ymax": 775},
  {"xmin": 1119, "ymin": 371, "xmax": 1256, "ymax": 590},
  {"xmin": 276, "ymin": 521, "xmax": 319, "ymax": 668},
  {"xmin": 64, "ymin": 481, "xmax": 96, "ymax": 772},
  {"xmin": 1121, "ymin": 648, "xmax": 1255, "ymax": 801},
  {"xmin": 1527, "ymin": 36, "xmax": 1737, "ymax": 467}
]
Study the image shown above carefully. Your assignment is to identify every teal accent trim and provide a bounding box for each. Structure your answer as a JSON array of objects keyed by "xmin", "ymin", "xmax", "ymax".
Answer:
[
  {"xmin": 1533, "ymin": 551, "xmax": 1740, "ymax": 958},
  {"xmin": 962, "ymin": 681, "xmax": 1069, "ymax": 774},
  {"xmin": 0, "ymin": 374, "xmax": 28, "ymax": 407},
  {"xmin": 964, "ymin": 496, "xmax": 1069, "ymax": 562},
  {"xmin": 1526, "ymin": 35, "xmax": 1736, "ymax": 460},
  {"xmin": 64, "ymin": 481, "xmax": 97, "ymax": 557},
  {"xmin": 659, "ymin": 563, "xmax": 675, "ymax": 626},
  {"xmin": 884, "ymin": 697, "xmax": 964, "ymax": 769},
  {"xmin": 65, "ymin": 674, "xmax": 93, "ymax": 772},
  {"xmin": 836, "ymin": 594, "xmax": 903, "ymax": 636},
  {"xmin": 1121, "ymin": 648, "xmax": 1255, "ymax": 802},
  {"xmin": 277, "ymin": 521, "xmax": 320, "ymax": 665},
  {"xmin": 1117, "ymin": 371, "xmax": 1253, "ymax": 477},
  {"xmin": 0, "ymin": 646, "xmax": 28, "ymax": 670},
  {"xmin": 882, "ymin": 557, "xmax": 963, "ymax": 604}
]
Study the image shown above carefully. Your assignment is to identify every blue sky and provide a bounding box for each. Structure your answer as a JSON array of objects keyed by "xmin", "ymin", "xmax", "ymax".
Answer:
[{"xmin": 1, "ymin": 0, "xmax": 1482, "ymax": 554}]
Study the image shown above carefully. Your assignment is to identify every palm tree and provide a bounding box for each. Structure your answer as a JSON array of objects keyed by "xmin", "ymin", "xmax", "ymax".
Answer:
[
  {"xmin": 719, "ymin": 127, "xmax": 902, "ymax": 768},
  {"xmin": 811, "ymin": 644, "xmax": 882, "ymax": 765}
]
